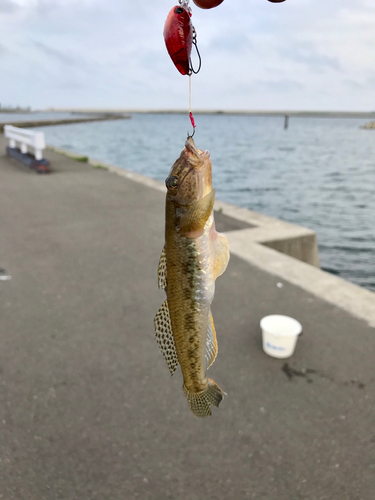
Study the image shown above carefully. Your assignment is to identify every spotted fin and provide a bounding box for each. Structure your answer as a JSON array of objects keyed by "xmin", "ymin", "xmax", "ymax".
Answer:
[
  {"xmin": 205, "ymin": 310, "xmax": 218, "ymax": 370},
  {"xmin": 210, "ymin": 229, "xmax": 230, "ymax": 280},
  {"xmin": 154, "ymin": 300, "xmax": 178, "ymax": 375},
  {"xmin": 158, "ymin": 246, "xmax": 167, "ymax": 290}
]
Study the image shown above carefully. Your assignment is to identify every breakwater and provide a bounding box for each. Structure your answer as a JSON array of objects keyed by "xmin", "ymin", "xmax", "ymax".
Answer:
[
  {"xmin": 48, "ymin": 107, "xmax": 375, "ymax": 119},
  {"xmin": 0, "ymin": 114, "xmax": 130, "ymax": 133}
]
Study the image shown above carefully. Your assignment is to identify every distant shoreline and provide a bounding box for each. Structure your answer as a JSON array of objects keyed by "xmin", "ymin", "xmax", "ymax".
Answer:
[
  {"xmin": 0, "ymin": 108, "xmax": 33, "ymax": 113},
  {"xmin": 0, "ymin": 115, "xmax": 130, "ymax": 133},
  {"xmin": 44, "ymin": 108, "xmax": 375, "ymax": 119}
]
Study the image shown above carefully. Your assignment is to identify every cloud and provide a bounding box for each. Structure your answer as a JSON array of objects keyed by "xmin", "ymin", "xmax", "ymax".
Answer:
[
  {"xmin": 208, "ymin": 32, "xmax": 252, "ymax": 53},
  {"xmin": 344, "ymin": 80, "xmax": 365, "ymax": 90},
  {"xmin": 32, "ymin": 40, "xmax": 82, "ymax": 67},
  {"xmin": 0, "ymin": 0, "xmax": 18, "ymax": 13},
  {"xmin": 280, "ymin": 42, "xmax": 342, "ymax": 73},
  {"xmin": 0, "ymin": 0, "xmax": 375, "ymax": 110},
  {"xmin": 256, "ymin": 79, "xmax": 305, "ymax": 93},
  {"xmin": 0, "ymin": 43, "xmax": 8, "ymax": 55}
]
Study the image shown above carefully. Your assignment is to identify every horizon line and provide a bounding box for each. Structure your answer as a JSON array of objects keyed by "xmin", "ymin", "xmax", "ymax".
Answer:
[{"xmin": 43, "ymin": 108, "xmax": 375, "ymax": 117}]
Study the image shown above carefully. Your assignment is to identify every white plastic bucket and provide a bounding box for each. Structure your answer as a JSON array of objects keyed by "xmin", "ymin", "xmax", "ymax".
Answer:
[{"xmin": 260, "ymin": 315, "xmax": 302, "ymax": 359}]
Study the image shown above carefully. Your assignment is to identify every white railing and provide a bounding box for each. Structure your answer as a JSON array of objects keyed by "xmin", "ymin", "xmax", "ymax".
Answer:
[{"xmin": 4, "ymin": 125, "xmax": 46, "ymax": 161}]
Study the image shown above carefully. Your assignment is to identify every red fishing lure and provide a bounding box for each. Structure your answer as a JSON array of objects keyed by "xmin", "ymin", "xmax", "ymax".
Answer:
[{"xmin": 164, "ymin": 5, "xmax": 193, "ymax": 75}]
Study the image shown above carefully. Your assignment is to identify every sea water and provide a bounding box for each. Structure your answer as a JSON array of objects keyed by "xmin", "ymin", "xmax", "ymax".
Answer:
[{"xmin": 32, "ymin": 113, "xmax": 375, "ymax": 292}]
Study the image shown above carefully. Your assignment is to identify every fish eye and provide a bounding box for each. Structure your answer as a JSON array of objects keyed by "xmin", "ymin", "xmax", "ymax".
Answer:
[
  {"xmin": 175, "ymin": 7, "xmax": 184, "ymax": 14},
  {"xmin": 166, "ymin": 176, "xmax": 179, "ymax": 189}
]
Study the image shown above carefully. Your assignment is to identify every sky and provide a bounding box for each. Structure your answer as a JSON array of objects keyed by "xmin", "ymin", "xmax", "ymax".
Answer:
[{"xmin": 0, "ymin": 0, "xmax": 375, "ymax": 111}]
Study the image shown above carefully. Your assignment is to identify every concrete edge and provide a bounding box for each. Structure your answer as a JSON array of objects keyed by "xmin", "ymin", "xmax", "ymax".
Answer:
[
  {"xmin": 48, "ymin": 146, "xmax": 166, "ymax": 193},
  {"xmin": 213, "ymin": 200, "xmax": 320, "ymax": 267},
  {"xmin": 225, "ymin": 233, "xmax": 375, "ymax": 328},
  {"xmin": 46, "ymin": 144, "xmax": 375, "ymax": 328}
]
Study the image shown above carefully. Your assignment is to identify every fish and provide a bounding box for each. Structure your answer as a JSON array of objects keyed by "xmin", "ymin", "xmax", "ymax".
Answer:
[
  {"xmin": 163, "ymin": 4, "xmax": 193, "ymax": 75},
  {"xmin": 154, "ymin": 136, "xmax": 230, "ymax": 417}
]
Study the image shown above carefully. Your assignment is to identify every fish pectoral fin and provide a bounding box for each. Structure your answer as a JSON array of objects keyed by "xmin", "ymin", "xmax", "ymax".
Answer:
[
  {"xmin": 158, "ymin": 246, "xmax": 167, "ymax": 290},
  {"xmin": 211, "ymin": 229, "xmax": 230, "ymax": 280},
  {"xmin": 179, "ymin": 190, "xmax": 216, "ymax": 236},
  {"xmin": 205, "ymin": 310, "xmax": 218, "ymax": 370},
  {"xmin": 154, "ymin": 300, "xmax": 178, "ymax": 376}
]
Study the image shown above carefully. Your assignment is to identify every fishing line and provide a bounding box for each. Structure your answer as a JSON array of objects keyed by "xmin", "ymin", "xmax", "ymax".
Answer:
[
  {"xmin": 164, "ymin": 0, "xmax": 199, "ymax": 135},
  {"xmin": 189, "ymin": 73, "xmax": 191, "ymax": 113},
  {"xmin": 188, "ymin": 22, "xmax": 200, "ymax": 134},
  {"xmin": 189, "ymin": 71, "xmax": 196, "ymax": 134}
]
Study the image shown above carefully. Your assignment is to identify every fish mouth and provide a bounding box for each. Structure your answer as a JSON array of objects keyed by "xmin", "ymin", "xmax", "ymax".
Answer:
[{"xmin": 185, "ymin": 136, "xmax": 210, "ymax": 162}]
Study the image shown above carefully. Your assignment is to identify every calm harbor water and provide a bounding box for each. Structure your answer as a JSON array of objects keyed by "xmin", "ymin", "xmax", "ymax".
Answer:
[{"xmin": 31, "ymin": 113, "xmax": 375, "ymax": 292}]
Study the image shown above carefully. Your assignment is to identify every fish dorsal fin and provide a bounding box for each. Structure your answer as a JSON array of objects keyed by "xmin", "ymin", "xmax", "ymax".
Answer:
[
  {"xmin": 158, "ymin": 246, "xmax": 167, "ymax": 290},
  {"xmin": 154, "ymin": 300, "xmax": 178, "ymax": 375},
  {"xmin": 210, "ymin": 228, "xmax": 230, "ymax": 280},
  {"xmin": 205, "ymin": 309, "xmax": 218, "ymax": 370},
  {"xmin": 180, "ymin": 190, "xmax": 216, "ymax": 236}
]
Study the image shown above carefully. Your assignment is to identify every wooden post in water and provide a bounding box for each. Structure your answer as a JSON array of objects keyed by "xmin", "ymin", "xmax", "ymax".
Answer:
[{"xmin": 284, "ymin": 114, "xmax": 289, "ymax": 130}]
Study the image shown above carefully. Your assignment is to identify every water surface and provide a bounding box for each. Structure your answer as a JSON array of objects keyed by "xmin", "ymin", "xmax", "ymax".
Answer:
[{"xmin": 35, "ymin": 114, "xmax": 375, "ymax": 292}]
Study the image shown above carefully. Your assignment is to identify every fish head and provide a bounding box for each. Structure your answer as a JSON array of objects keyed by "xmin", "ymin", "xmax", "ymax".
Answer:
[{"xmin": 165, "ymin": 136, "xmax": 213, "ymax": 208}]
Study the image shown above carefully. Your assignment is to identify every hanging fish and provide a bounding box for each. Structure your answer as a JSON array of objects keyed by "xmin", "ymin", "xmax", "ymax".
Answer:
[
  {"xmin": 154, "ymin": 137, "xmax": 229, "ymax": 417},
  {"xmin": 164, "ymin": 4, "xmax": 193, "ymax": 75}
]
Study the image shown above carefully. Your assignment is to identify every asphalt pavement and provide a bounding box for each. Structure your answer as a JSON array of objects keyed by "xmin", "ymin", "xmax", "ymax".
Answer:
[{"xmin": 1, "ymin": 136, "xmax": 374, "ymax": 500}]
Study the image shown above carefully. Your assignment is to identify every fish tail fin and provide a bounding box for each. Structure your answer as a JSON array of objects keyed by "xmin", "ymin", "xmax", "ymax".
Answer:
[{"xmin": 183, "ymin": 379, "xmax": 226, "ymax": 418}]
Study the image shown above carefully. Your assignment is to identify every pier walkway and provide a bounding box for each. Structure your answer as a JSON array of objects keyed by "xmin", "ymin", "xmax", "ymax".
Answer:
[{"xmin": 1, "ymin": 135, "xmax": 374, "ymax": 500}]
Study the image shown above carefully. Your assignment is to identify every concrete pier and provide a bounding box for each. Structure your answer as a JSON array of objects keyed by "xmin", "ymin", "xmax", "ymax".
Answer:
[{"xmin": 1, "ymin": 135, "xmax": 374, "ymax": 500}]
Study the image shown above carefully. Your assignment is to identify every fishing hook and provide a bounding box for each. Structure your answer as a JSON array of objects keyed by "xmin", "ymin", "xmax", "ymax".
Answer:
[
  {"xmin": 188, "ymin": 26, "xmax": 201, "ymax": 75},
  {"xmin": 187, "ymin": 126, "xmax": 196, "ymax": 138}
]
